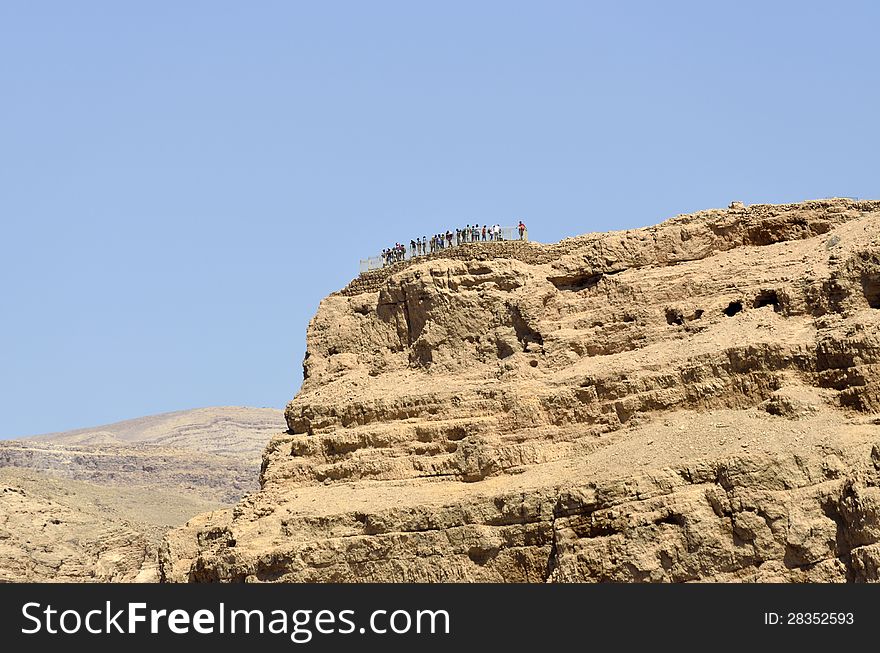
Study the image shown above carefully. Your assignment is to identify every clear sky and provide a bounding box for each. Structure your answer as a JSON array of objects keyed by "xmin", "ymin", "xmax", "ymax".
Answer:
[{"xmin": 2, "ymin": 1, "xmax": 878, "ymax": 437}]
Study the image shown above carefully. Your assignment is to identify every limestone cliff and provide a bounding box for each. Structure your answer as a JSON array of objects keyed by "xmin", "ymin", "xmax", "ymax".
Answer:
[{"xmin": 162, "ymin": 199, "xmax": 880, "ymax": 582}]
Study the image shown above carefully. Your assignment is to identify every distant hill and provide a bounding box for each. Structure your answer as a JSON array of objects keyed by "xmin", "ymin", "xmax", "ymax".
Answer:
[
  {"xmin": 24, "ymin": 406, "xmax": 284, "ymax": 458},
  {"xmin": 0, "ymin": 406, "xmax": 284, "ymax": 582}
]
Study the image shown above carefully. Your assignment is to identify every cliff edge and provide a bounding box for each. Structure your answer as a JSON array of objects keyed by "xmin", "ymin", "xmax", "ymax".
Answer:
[{"xmin": 162, "ymin": 199, "xmax": 880, "ymax": 582}]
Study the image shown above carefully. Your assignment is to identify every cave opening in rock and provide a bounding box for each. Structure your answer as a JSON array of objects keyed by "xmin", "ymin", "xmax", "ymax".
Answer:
[
  {"xmin": 723, "ymin": 301, "xmax": 743, "ymax": 317},
  {"xmin": 547, "ymin": 273, "xmax": 603, "ymax": 292},
  {"xmin": 862, "ymin": 273, "xmax": 880, "ymax": 308},
  {"xmin": 753, "ymin": 290, "xmax": 780, "ymax": 311}
]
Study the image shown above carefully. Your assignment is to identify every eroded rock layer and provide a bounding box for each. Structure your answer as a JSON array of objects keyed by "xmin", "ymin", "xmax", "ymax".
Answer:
[{"xmin": 162, "ymin": 199, "xmax": 880, "ymax": 582}]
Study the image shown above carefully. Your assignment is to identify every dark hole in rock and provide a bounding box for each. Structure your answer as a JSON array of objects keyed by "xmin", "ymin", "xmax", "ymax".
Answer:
[
  {"xmin": 547, "ymin": 273, "xmax": 604, "ymax": 292},
  {"xmin": 467, "ymin": 546, "xmax": 498, "ymax": 566},
  {"xmin": 693, "ymin": 309, "xmax": 704, "ymax": 320},
  {"xmin": 446, "ymin": 427, "xmax": 467, "ymax": 441},
  {"xmin": 753, "ymin": 290, "xmax": 780, "ymax": 311},
  {"xmin": 411, "ymin": 340, "xmax": 433, "ymax": 366},
  {"xmin": 614, "ymin": 403, "xmax": 633, "ymax": 424},
  {"xmin": 496, "ymin": 338, "xmax": 515, "ymax": 359},
  {"xmin": 302, "ymin": 351, "xmax": 311, "ymax": 380},
  {"xmin": 509, "ymin": 305, "xmax": 544, "ymax": 351},
  {"xmin": 656, "ymin": 513, "xmax": 685, "ymax": 527},
  {"xmin": 723, "ymin": 301, "xmax": 743, "ymax": 317},
  {"xmin": 862, "ymin": 272, "xmax": 880, "ymax": 308},
  {"xmin": 665, "ymin": 308, "xmax": 685, "ymax": 326},
  {"xmin": 529, "ymin": 359, "xmax": 538, "ymax": 367}
]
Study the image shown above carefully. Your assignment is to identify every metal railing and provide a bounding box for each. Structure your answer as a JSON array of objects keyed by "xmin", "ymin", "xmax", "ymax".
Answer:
[{"xmin": 359, "ymin": 226, "xmax": 528, "ymax": 274}]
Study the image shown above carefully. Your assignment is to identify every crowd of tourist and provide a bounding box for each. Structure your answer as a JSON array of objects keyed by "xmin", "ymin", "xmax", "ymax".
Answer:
[{"xmin": 380, "ymin": 222, "xmax": 527, "ymax": 267}]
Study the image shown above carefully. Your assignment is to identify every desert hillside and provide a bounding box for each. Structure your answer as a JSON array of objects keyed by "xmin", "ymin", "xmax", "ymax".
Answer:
[
  {"xmin": 23, "ymin": 406, "xmax": 281, "ymax": 454},
  {"xmin": 161, "ymin": 198, "xmax": 880, "ymax": 583},
  {"xmin": 0, "ymin": 407, "xmax": 283, "ymax": 581}
]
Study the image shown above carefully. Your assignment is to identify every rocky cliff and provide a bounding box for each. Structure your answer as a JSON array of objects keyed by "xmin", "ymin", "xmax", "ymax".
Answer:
[{"xmin": 162, "ymin": 199, "xmax": 880, "ymax": 582}]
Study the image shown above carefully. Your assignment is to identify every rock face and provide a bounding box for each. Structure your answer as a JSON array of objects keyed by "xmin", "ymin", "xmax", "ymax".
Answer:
[
  {"xmin": 162, "ymin": 199, "xmax": 880, "ymax": 582},
  {"xmin": 0, "ymin": 407, "xmax": 283, "ymax": 581}
]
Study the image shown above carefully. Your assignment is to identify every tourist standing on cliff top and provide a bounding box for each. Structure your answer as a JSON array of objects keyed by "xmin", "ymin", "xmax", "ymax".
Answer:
[{"xmin": 373, "ymin": 220, "xmax": 526, "ymax": 270}]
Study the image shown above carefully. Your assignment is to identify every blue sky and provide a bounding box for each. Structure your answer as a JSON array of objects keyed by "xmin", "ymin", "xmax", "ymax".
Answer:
[{"xmin": 1, "ymin": 1, "xmax": 878, "ymax": 437}]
